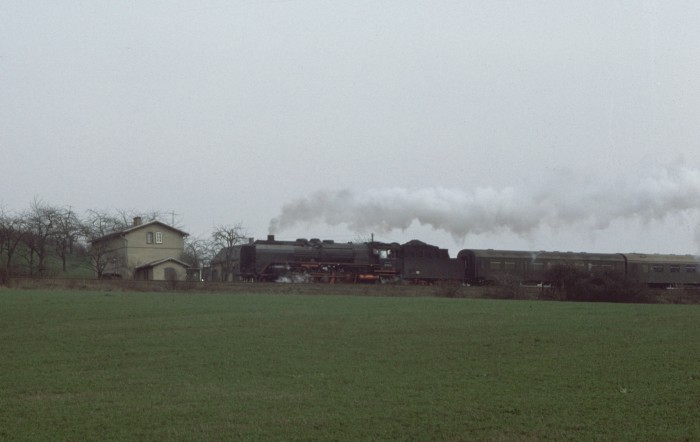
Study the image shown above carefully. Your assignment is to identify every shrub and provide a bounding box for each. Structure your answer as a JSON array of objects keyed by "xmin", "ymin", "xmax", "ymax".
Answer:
[{"xmin": 546, "ymin": 264, "xmax": 653, "ymax": 303}]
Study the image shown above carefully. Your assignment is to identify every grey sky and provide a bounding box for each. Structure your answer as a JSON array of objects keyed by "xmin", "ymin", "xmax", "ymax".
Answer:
[{"xmin": 2, "ymin": 1, "xmax": 700, "ymax": 255}]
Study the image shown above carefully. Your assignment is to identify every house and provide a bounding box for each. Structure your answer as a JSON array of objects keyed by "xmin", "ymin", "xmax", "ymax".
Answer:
[
  {"xmin": 209, "ymin": 245, "xmax": 242, "ymax": 281},
  {"xmin": 90, "ymin": 217, "xmax": 191, "ymax": 280}
]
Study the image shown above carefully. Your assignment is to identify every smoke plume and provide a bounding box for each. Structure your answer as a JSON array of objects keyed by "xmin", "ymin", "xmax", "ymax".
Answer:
[{"xmin": 269, "ymin": 165, "xmax": 700, "ymax": 242}]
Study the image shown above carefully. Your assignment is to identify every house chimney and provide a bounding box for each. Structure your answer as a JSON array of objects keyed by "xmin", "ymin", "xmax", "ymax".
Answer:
[{"xmin": 133, "ymin": 216, "xmax": 142, "ymax": 226}]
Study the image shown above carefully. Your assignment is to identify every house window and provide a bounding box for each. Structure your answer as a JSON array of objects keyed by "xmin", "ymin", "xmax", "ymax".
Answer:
[
  {"xmin": 146, "ymin": 232, "xmax": 154, "ymax": 244},
  {"xmin": 155, "ymin": 232, "xmax": 163, "ymax": 244}
]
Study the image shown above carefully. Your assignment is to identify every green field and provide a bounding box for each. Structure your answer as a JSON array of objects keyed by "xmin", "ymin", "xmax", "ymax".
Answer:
[{"xmin": 1, "ymin": 289, "xmax": 699, "ymax": 441}]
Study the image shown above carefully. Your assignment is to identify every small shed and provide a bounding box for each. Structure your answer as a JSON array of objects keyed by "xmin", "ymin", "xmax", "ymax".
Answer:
[{"xmin": 134, "ymin": 258, "xmax": 191, "ymax": 281}]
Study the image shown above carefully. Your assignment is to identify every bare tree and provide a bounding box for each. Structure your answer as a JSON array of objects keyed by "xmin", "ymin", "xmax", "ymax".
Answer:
[
  {"xmin": 83, "ymin": 209, "xmax": 123, "ymax": 238},
  {"xmin": 115, "ymin": 208, "xmax": 184, "ymax": 229},
  {"xmin": 0, "ymin": 208, "xmax": 29, "ymax": 277},
  {"xmin": 183, "ymin": 235, "xmax": 214, "ymax": 269},
  {"xmin": 211, "ymin": 223, "xmax": 247, "ymax": 281},
  {"xmin": 182, "ymin": 235, "xmax": 215, "ymax": 281},
  {"xmin": 114, "ymin": 209, "xmax": 141, "ymax": 230},
  {"xmin": 23, "ymin": 199, "xmax": 61, "ymax": 275},
  {"xmin": 81, "ymin": 209, "xmax": 123, "ymax": 278},
  {"xmin": 53, "ymin": 207, "xmax": 83, "ymax": 273}
]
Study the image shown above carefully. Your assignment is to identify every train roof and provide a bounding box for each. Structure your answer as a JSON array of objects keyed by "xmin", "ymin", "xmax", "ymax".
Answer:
[
  {"xmin": 457, "ymin": 249, "xmax": 700, "ymax": 265},
  {"xmin": 457, "ymin": 249, "xmax": 623, "ymax": 261},
  {"xmin": 622, "ymin": 253, "xmax": 700, "ymax": 264}
]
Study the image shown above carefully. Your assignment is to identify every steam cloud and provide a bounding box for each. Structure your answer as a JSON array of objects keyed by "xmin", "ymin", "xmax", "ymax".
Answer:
[{"xmin": 269, "ymin": 165, "xmax": 700, "ymax": 242}]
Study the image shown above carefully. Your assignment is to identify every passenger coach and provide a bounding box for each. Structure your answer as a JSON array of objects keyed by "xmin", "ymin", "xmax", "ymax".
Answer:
[
  {"xmin": 622, "ymin": 253, "xmax": 700, "ymax": 288},
  {"xmin": 457, "ymin": 249, "xmax": 625, "ymax": 285}
]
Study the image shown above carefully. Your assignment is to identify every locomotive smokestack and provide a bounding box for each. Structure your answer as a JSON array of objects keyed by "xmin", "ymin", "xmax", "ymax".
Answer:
[{"xmin": 267, "ymin": 234, "xmax": 275, "ymax": 241}]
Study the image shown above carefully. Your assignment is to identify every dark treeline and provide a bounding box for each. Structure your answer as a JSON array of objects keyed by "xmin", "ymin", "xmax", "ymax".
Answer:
[
  {"xmin": 543, "ymin": 264, "xmax": 653, "ymax": 303},
  {"xmin": 0, "ymin": 199, "xmax": 246, "ymax": 281},
  {"xmin": 483, "ymin": 264, "xmax": 657, "ymax": 303}
]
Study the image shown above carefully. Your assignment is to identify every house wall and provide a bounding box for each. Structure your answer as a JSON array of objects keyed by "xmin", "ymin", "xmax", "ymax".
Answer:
[{"xmin": 124, "ymin": 226, "xmax": 186, "ymax": 270}]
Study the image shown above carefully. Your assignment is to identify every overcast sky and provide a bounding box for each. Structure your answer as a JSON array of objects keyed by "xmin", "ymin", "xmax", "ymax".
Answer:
[{"xmin": 3, "ymin": 1, "xmax": 700, "ymax": 255}]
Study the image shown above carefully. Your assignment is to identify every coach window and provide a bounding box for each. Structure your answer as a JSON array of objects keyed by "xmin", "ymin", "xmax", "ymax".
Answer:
[
  {"xmin": 652, "ymin": 264, "xmax": 664, "ymax": 273},
  {"xmin": 505, "ymin": 262, "xmax": 516, "ymax": 272},
  {"xmin": 642, "ymin": 264, "xmax": 649, "ymax": 273},
  {"xmin": 489, "ymin": 261, "xmax": 501, "ymax": 270},
  {"xmin": 670, "ymin": 265, "xmax": 681, "ymax": 273},
  {"xmin": 686, "ymin": 265, "xmax": 697, "ymax": 273},
  {"xmin": 146, "ymin": 232, "xmax": 154, "ymax": 244}
]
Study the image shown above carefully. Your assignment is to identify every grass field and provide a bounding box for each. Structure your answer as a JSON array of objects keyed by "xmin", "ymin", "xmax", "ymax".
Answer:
[{"xmin": 1, "ymin": 289, "xmax": 699, "ymax": 441}]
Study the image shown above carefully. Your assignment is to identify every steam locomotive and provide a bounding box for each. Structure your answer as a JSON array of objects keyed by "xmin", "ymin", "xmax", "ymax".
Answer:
[
  {"xmin": 219, "ymin": 235, "xmax": 700, "ymax": 288},
  {"xmin": 233, "ymin": 235, "xmax": 462, "ymax": 284}
]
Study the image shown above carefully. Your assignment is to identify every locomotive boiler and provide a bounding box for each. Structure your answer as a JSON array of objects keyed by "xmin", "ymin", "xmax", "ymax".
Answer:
[{"xmin": 237, "ymin": 235, "xmax": 400, "ymax": 283}]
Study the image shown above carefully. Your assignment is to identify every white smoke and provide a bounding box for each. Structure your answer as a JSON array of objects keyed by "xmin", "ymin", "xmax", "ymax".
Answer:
[{"xmin": 269, "ymin": 165, "xmax": 700, "ymax": 244}]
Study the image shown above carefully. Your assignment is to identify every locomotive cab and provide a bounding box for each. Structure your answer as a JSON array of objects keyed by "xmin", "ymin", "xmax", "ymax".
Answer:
[
  {"xmin": 372, "ymin": 244, "xmax": 397, "ymax": 267},
  {"xmin": 363, "ymin": 242, "xmax": 399, "ymax": 282}
]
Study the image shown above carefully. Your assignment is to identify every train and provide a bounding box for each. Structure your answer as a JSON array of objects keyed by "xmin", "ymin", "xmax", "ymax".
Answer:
[{"xmin": 213, "ymin": 235, "xmax": 700, "ymax": 288}]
